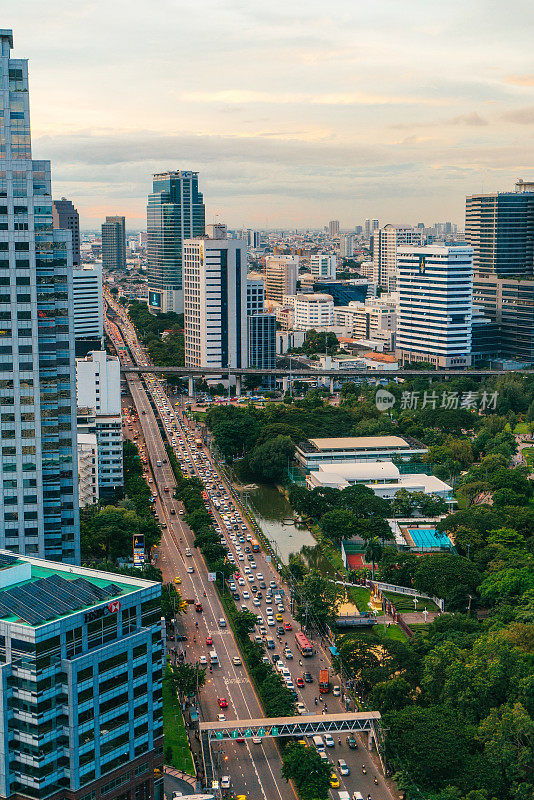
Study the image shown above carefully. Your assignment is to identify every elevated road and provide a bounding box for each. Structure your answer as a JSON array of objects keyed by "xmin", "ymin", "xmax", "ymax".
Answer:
[{"xmin": 120, "ymin": 365, "xmax": 529, "ymax": 378}]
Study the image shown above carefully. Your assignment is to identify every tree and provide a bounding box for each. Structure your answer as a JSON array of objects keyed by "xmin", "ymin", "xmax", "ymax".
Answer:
[
  {"xmin": 392, "ymin": 488, "xmax": 416, "ymax": 517},
  {"xmin": 319, "ymin": 509, "xmax": 361, "ymax": 545},
  {"xmin": 368, "ymin": 676, "xmax": 412, "ymax": 713},
  {"xmin": 365, "ymin": 537, "xmax": 383, "ymax": 580},
  {"xmin": 414, "ymin": 553, "xmax": 481, "ymax": 610},
  {"xmin": 477, "ymin": 702, "xmax": 534, "ymax": 798},
  {"xmin": 295, "ymin": 570, "xmax": 341, "ymax": 631},
  {"xmin": 246, "ymin": 435, "xmax": 295, "ymax": 483},
  {"xmin": 281, "ymin": 743, "xmax": 332, "ymax": 800},
  {"xmin": 169, "ymin": 662, "xmax": 206, "ymax": 697},
  {"xmin": 161, "ymin": 583, "xmax": 188, "ymax": 621}
]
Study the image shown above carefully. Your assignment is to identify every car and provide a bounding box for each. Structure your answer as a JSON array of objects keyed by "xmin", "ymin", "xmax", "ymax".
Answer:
[
  {"xmin": 238, "ymin": 578, "xmax": 245, "ymax": 586},
  {"xmin": 346, "ymin": 734, "xmax": 358, "ymax": 749},
  {"xmin": 270, "ymin": 580, "xmax": 277, "ymax": 588},
  {"xmin": 283, "ymin": 622, "xmax": 292, "ymax": 631},
  {"xmin": 238, "ymin": 554, "xmax": 244, "ymax": 561},
  {"xmin": 252, "ymin": 736, "xmax": 262, "ymax": 744},
  {"xmin": 284, "ymin": 649, "xmax": 293, "ymax": 659},
  {"xmin": 259, "ymin": 626, "xmax": 267, "ymax": 636},
  {"xmin": 174, "ymin": 577, "xmax": 182, "ymax": 584},
  {"xmin": 250, "ymin": 585, "xmax": 258, "ymax": 593},
  {"xmin": 232, "ymin": 592, "xmax": 240, "ymax": 601},
  {"xmin": 242, "ymin": 591, "xmax": 250, "ymax": 600},
  {"xmin": 296, "ymin": 677, "xmax": 305, "ymax": 688},
  {"xmin": 272, "ymin": 653, "xmax": 280, "ymax": 663},
  {"xmin": 256, "ymin": 591, "xmax": 263, "ymax": 599},
  {"xmin": 303, "ymin": 672, "xmax": 313, "ymax": 683},
  {"xmin": 232, "ymin": 656, "xmax": 242, "ymax": 666},
  {"xmin": 205, "ymin": 636, "xmax": 213, "ymax": 646},
  {"xmin": 175, "ymin": 634, "xmax": 188, "ymax": 642},
  {"xmin": 337, "ymin": 758, "xmax": 350, "ymax": 776},
  {"xmin": 217, "ymin": 714, "xmax": 226, "ymax": 722},
  {"xmin": 259, "ymin": 582, "xmax": 267, "ymax": 590},
  {"xmin": 324, "ymin": 733, "xmax": 335, "ymax": 747},
  {"xmin": 296, "ymin": 702, "xmax": 306, "ymax": 715},
  {"xmin": 256, "ymin": 573, "xmax": 264, "ymax": 581},
  {"xmin": 218, "ymin": 697, "xmax": 228, "ymax": 708},
  {"xmin": 266, "ymin": 607, "xmax": 273, "ymax": 615},
  {"xmin": 199, "ymin": 655, "xmax": 207, "ymax": 665},
  {"xmin": 253, "ymin": 598, "xmax": 260, "ymax": 606},
  {"xmin": 229, "ymin": 582, "xmax": 237, "ymax": 591},
  {"xmin": 220, "ymin": 776, "xmax": 230, "ymax": 789},
  {"xmin": 329, "ymin": 772, "xmax": 340, "ymax": 789},
  {"xmin": 277, "ymin": 626, "xmax": 285, "ymax": 636},
  {"xmin": 267, "ymin": 617, "xmax": 275, "ymax": 626},
  {"xmin": 187, "ymin": 566, "xmax": 194, "ymax": 574},
  {"xmin": 219, "ymin": 618, "xmax": 226, "ymax": 627},
  {"xmin": 275, "ymin": 613, "xmax": 283, "ymax": 622}
]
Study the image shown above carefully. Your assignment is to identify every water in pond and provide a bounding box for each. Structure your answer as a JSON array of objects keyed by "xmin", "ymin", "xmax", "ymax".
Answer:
[{"xmin": 239, "ymin": 483, "xmax": 316, "ymax": 564}]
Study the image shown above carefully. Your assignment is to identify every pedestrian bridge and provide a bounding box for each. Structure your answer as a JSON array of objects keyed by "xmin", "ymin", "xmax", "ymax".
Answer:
[{"xmin": 200, "ymin": 711, "xmax": 380, "ymax": 741}]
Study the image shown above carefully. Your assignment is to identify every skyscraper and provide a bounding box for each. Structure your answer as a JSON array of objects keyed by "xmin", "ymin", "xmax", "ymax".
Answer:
[
  {"xmin": 310, "ymin": 254, "xmax": 337, "ymax": 279},
  {"xmin": 183, "ymin": 231, "xmax": 248, "ymax": 369},
  {"xmin": 147, "ymin": 170, "xmax": 205, "ymax": 314},
  {"xmin": 264, "ymin": 255, "xmax": 299, "ymax": 304},
  {"xmin": 72, "ymin": 265, "xmax": 103, "ymax": 356},
  {"xmin": 466, "ymin": 180, "xmax": 534, "ymax": 362},
  {"xmin": 395, "ymin": 245, "xmax": 474, "ymax": 368},
  {"xmin": 372, "ymin": 224, "xmax": 425, "ymax": 291},
  {"xmin": 0, "ymin": 30, "xmax": 79, "ymax": 562},
  {"xmin": 329, "ymin": 220, "xmax": 340, "ymax": 237},
  {"xmin": 101, "ymin": 215, "xmax": 126, "ymax": 271},
  {"xmin": 52, "ymin": 197, "xmax": 80, "ymax": 264}
]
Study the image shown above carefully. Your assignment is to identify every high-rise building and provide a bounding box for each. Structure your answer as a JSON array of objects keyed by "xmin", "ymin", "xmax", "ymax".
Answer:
[
  {"xmin": 147, "ymin": 171, "xmax": 205, "ymax": 314},
  {"xmin": 340, "ymin": 233, "xmax": 355, "ymax": 258},
  {"xmin": 76, "ymin": 350, "xmax": 121, "ymax": 416},
  {"xmin": 247, "ymin": 275, "xmax": 265, "ymax": 315},
  {"xmin": 466, "ymin": 180, "xmax": 534, "ymax": 362},
  {"xmin": 264, "ymin": 255, "xmax": 299, "ymax": 304},
  {"xmin": 371, "ymin": 219, "xmax": 380, "ymax": 233},
  {"xmin": 0, "ymin": 550, "xmax": 164, "ymax": 800},
  {"xmin": 395, "ymin": 245, "xmax": 473, "ymax": 368},
  {"xmin": 364, "ymin": 219, "xmax": 371, "ymax": 237},
  {"xmin": 77, "ymin": 431, "xmax": 99, "ymax": 507},
  {"xmin": 248, "ymin": 313, "xmax": 276, "ymax": 370},
  {"xmin": 0, "ymin": 30, "xmax": 79, "ymax": 563},
  {"xmin": 52, "ymin": 197, "xmax": 81, "ymax": 265},
  {"xmin": 310, "ymin": 254, "xmax": 337, "ymax": 279},
  {"xmin": 72, "ymin": 265, "xmax": 103, "ymax": 356},
  {"xmin": 372, "ymin": 224, "xmax": 425, "ymax": 291},
  {"xmin": 247, "ymin": 229, "xmax": 262, "ymax": 249},
  {"xmin": 328, "ymin": 220, "xmax": 340, "ymax": 237},
  {"xmin": 183, "ymin": 232, "xmax": 248, "ymax": 369},
  {"xmin": 101, "ymin": 216, "xmax": 126, "ymax": 271}
]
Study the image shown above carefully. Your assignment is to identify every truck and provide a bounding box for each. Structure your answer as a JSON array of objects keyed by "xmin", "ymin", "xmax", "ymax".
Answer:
[{"xmin": 319, "ymin": 669, "xmax": 330, "ymax": 693}]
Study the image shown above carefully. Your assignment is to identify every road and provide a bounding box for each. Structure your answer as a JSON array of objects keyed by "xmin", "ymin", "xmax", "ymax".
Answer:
[{"xmin": 105, "ymin": 294, "xmax": 396, "ymax": 800}]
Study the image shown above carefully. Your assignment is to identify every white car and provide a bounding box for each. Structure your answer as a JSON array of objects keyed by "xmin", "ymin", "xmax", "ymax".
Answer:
[
  {"xmin": 333, "ymin": 685, "xmax": 341, "ymax": 697},
  {"xmin": 267, "ymin": 617, "xmax": 275, "ymax": 626},
  {"xmin": 324, "ymin": 733, "xmax": 335, "ymax": 747},
  {"xmin": 284, "ymin": 649, "xmax": 293, "ymax": 659},
  {"xmin": 238, "ymin": 578, "xmax": 245, "ymax": 586},
  {"xmin": 296, "ymin": 702, "xmax": 306, "ymax": 715},
  {"xmin": 238, "ymin": 554, "xmax": 244, "ymax": 561},
  {"xmin": 199, "ymin": 655, "xmax": 207, "ymax": 665},
  {"xmin": 217, "ymin": 714, "xmax": 226, "ymax": 722},
  {"xmin": 187, "ymin": 566, "xmax": 194, "ymax": 574},
  {"xmin": 232, "ymin": 656, "xmax": 242, "ymax": 666},
  {"xmin": 253, "ymin": 598, "xmax": 261, "ymax": 606},
  {"xmin": 243, "ymin": 592, "xmax": 250, "ymax": 600},
  {"xmin": 219, "ymin": 618, "xmax": 226, "ymax": 628}
]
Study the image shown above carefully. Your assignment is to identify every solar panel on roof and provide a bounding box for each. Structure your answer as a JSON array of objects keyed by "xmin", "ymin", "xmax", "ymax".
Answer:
[
  {"xmin": 24, "ymin": 581, "xmax": 77, "ymax": 616},
  {"xmin": 0, "ymin": 553, "xmax": 18, "ymax": 567},
  {"xmin": 10, "ymin": 584, "xmax": 63, "ymax": 620}
]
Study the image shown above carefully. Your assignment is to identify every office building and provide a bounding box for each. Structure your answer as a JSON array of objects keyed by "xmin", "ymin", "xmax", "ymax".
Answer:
[
  {"xmin": 372, "ymin": 224, "xmax": 425, "ymax": 291},
  {"xmin": 310, "ymin": 279, "xmax": 371, "ymax": 306},
  {"xmin": 328, "ymin": 220, "xmax": 340, "ymax": 237},
  {"xmin": 0, "ymin": 550, "xmax": 163, "ymax": 800},
  {"xmin": 340, "ymin": 233, "xmax": 355, "ymax": 258},
  {"xmin": 101, "ymin": 216, "xmax": 126, "ymax": 271},
  {"xmin": 147, "ymin": 171, "xmax": 205, "ymax": 314},
  {"xmin": 284, "ymin": 293, "xmax": 335, "ymax": 331},
  {"xmin": 364, "ymin": 219, "xmax": 371, "ymax": 237},
  {"xmin": 72, "ymin": 265, "xmax": 103, "ymax": 356},
  {"xmin": 78, "ymin": 431, "xmax": 99, "ymax": 507},
  {"xmin": 0, "ymin": 30, "xmax": 79, "ymax": 563},
  {"xmin": 76, "ymin": 351, "xmax": 123, "ymax": 495},
  {"xmin": 334, "ymin": 296, "xmax": 396, "ymax": 347},
  {"xmin": 264, "ymin": 255, "xmax": 299, "ymax": 304},
  {"xmin": 248, "ymin": 313, "xmax": 276, "ymax": 370},
  {"xmin": 395, "ymin": 245, "xmax": 473, "ymax": 368},
  {"xmin": 371, "ymin": 219, "xmax": 379, "ymax": 233},
  {"xmin": 52, "ymin": 197, "xmax": 80, "ymax": 265},
  {"xmin": 295, "ymin": 435, "xmax": 427, "ymax": 470},
  {"xmin": 310, "ymin": 254, "xmax": 337, "ymax": 279},
  {"xmin": 306, "ymin": 461, "xmax": 452, "ymax": 500},
  {"xmin": 247, "ymin": 229, "xmax": 262, "ymax": 249},
  {"xmin": 471, "ymin": 306, "xmax": 500, "ymax": 365},
  {"xmin": 466, "ymin": 180, "xmax": 534, "ymax": 363},
  {"xmin": 247, "ymin": 274, "xmax": 265, "ymax": 315},
  {"xmin": 183, "ymin": 233, "xmax": 248, "ymax": 369}
]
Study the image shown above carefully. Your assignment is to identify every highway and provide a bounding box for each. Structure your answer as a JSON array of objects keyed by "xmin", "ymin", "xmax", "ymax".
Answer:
[{"xmin": 105, "ymin": 294, "xmax": 396, "ymax": 800}]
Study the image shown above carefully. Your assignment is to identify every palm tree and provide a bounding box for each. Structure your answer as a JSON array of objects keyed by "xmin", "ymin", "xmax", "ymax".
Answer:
[{"xmin": 364, "ymin": 537, "xmax": 383, "ymax": 581}]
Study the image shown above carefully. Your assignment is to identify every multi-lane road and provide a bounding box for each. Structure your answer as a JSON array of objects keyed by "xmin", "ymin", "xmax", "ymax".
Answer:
[{"xmin": 104, "ymin": 295, "xmax": 395, "ymax": 800}]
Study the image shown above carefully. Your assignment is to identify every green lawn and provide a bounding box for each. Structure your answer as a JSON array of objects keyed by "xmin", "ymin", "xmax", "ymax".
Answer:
[
  {"xmin": 523, "ymin": 447, "xmax": 534, "ymax": 468},
  {"xmin": 347, "ymin": 586, "xmax": 372, "ymax": 611},
  {"xmin": 337, "ymin": 622, "xmax": 408, "ymax": 644},
  {"xmin": 409, "ymin": 623, "xmax": 432, "ymax": 636},
  {"xmin": 514, "ymin": 422, "xmax": 533, "ymax": 434},
  {"xmin": 382, "ymin": 591, "xmax": 439, "ymax": 613},
  {"xmin": 163, "ymin": 664, "xmax": 196, "ymax": 776}
]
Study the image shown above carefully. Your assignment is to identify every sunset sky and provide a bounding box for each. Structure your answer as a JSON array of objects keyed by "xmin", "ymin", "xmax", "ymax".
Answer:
[{"xmin": 10, "ymin": 0, "xmax": 534, "ymax": 229}]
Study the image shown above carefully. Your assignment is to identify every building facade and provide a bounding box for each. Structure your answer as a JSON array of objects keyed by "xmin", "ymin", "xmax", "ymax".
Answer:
[
  {"xmin": 0, "ymin": 551, "xmax": 163, "ymax": 800},
  {"xmin": 340, "ymin": 233, "xmax": 355, "ymax": 258},
  {"xmin": 72, "ymin": 266, "xmax": 103, "ymax": 356},
  {"xmin": 246, "ymin": 275, "xmax": 265, "ymax": 315},
  {"xmin": 395, "ymin": 245, "xmax": 473, "ymax": 368},
  {"xmin": 372, "ymin": 224, "xmax": 425, "ymax": 291},
  {"xmin": 76, "ymin": 350, "xmax": 121, "ymax": 417},
  {"xmin": 248, "ymin": 313, "xmax": 276, "ymax": 370},
  {"xmin": 328, "ymin": 220, "xmax": 340, "ymax": 237},
  {"xmin": 296, "ymin": 435, "xmax": 427, "ymax": 470},
  {"xmin": 183, "ymin": 234, "xmax": 248, "ymax": 369},
  {"xmin": 264, "ymin": 255, "xmax": 298, "ymax": 304},
  {"xmin": 147, "ymin": 171, "xmax": 205, "ymax": 314},
  {"xmin": 52, "ymin": 198, "xmax": 80, "ymax": 265},
  {"xmin": 310, "ymin": 254, "xmax": 337, "ymax": 279},
  {"xmin": 0, "ymin": 30, "xmax": 80, "ymax": 563},
  {"xmin": 77, "ymin": 431, "xmax": 99, "ymax": 507},
  {"xmin": 101, "ymin": 216, "xmax": 126, "ymax": 272}
]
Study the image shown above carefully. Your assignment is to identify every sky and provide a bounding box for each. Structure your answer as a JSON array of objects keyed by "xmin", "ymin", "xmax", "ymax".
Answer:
[{"xmin": 8, "ymin": 0, "xmax": 534, "ymax": 229}]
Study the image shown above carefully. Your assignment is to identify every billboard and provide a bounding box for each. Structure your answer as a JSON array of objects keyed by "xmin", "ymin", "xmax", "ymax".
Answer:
[
  {"xmin": 133, "ymin": 533, "xmax": 145, "ymax": 566},
  {"xmin": 149, "ymin": 291, "xmax": 162, "ymax": 309}
]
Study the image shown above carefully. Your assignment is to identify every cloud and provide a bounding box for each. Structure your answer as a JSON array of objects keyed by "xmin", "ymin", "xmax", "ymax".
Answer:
[
  {"xmin": 181, "ymin": 89, "xmax": 449, "ymax": 107},
  {"xmin": 391, "ymin": 112, "xmax": 488, "ymax": 130},
  {"xmin": 505, "ymin": 74, "xmax": 534, "ymax": 86},
  {"xmin": 502, "ymin": 107, "xmax": 534, "ymax": 124}
]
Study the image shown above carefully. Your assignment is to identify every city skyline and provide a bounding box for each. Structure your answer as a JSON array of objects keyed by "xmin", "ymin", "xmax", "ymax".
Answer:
[{"xmin": 10, "ymin": 0, "xmax": 534, "ymax": 228}]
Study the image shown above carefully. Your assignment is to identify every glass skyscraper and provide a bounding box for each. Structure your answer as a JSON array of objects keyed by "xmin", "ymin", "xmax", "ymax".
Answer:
[
  {"xmin": 147, "ymin": 170, "xmax": 205, "ymax": 314},
  {"xmin": 0, "ymin": 30, "xmax": 80, "ymax": 562}
]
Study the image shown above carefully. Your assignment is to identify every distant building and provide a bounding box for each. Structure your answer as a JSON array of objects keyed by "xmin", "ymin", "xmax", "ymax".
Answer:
[
  {"xmin": 395, "ymin": 245, "xmax": 473, "ymax": 368},
  {"xmin": 101, "ymin": 215, "xmax": 126, "ymax": 270},
  {"xmin": 264, "ymin": 255, "xmax": 299, "ymax": 303},
  {"xmin": 184, "ymin": 232, "xmax": 248, "ymax": 369},
  {"xmin": 340, "ymin": 233, "xmax": 355, "ymax": 258},
  {"xmin": 247, "ymin": 275, "xmax": 266, "ymax": 315},
  {"xmin": 329, "ymin": 220, "xmax": 340, "ymax": 237},
  {"xmin": 287, "ymin": 293, "xmax": 335, "ymax": 331},
  {"xmin": 310, "ymin": 254, "xmax": 337, "ymax": 279},
  {"xmin": 247, "ymin": 229, "xmax": 262, "ymax": 248},
  {"xmin": 53, "ymin": 197, "xmax": 81, "ymax": 264},
  {"xmin": 372, "ymin": 224, "xmax": 425, "ymax": 291},
  {"xmin": 248, "ymin": 313, "xmax": 276, "ymax": 370},
  {"xmin": 295, "ymin": 435, "xmax": 427, "ymax": 471},
  {"xmin": 306, "ymin": 461, "xmax": 453, "ymax": 500},
  {"xmin": 147, "ymin": 171, "xmax": 205, "ymax": 314},
  {"xmin": 72, "ymin": 265, "xmax": 103, "ymax": 356}
]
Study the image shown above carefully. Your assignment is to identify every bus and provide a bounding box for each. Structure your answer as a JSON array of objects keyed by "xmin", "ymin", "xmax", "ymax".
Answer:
[{"xmin": 295, "ymin": 631, "xmax": 314, "ymax": 657}]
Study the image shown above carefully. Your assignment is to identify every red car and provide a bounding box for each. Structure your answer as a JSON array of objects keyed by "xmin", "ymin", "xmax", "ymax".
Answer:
[
  {"xmin": 205, "ymin": 636, "xmax": 213, "ymax": 646},
  {"xmin": 295, "ymin": 677, "xmax": 305, "ymax": 688},
  {"xmin": 283, "ymin": 622, "xmax": 292, "ymax": 631},
  {"xmin": 218, "ymin": 697, "xmax": 228, "ymax": 708}
]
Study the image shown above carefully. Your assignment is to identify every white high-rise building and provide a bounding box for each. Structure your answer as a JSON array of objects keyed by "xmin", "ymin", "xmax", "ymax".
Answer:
[
  {"xmin": 247, "ymin": 229, "xmax": 262, "ymax": 248},
  {"xmin": 329, "ymin": 220, "xmax": 340, "ymax": 237},
  {"xmin": 340, "ymin": 233, "xmax": 356, "ymax": 258},
  {"xmin": 184, "ymin": 233, "xmax": 248, "ymax": 369},
  {"xmin": 395, "ymin": 245, "xmax": 474, "ymax": 368},
  {"xmin": 77, "ymin": 432, "xmax": 99, "ymax": 507},
  {"xmin": 264, "ymin": 255, "xmax": 299, "ymax": 304},
  {"xmin": 283, "ymin": 293, "xmax": 335, "ymax": 331},
  {"xmin": 372, "ymin": 224, "xmax": 425, "ymax": 291},
  {"xmin": 72, "ymin": 265, "xmax": 103, "ymax": 353},
  {"xmin": 310, "ymin": 254, "xmax": 337, "ymax": 279},
  {"xmin": 0, "ymin": 30, "xmax": 79, "ymax": 562}
]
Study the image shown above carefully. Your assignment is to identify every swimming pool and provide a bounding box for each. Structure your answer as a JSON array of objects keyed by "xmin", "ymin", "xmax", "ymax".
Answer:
[{"xmin": 407, "ymin": 528, "xmax": 452, "ymax": 549}]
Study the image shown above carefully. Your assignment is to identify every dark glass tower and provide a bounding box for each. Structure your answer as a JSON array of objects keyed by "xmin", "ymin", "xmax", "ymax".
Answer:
[
  {"xmin": 0, "ymin": 29, "xmax": 80, "ymax": 562},
  {"xmin": 101, "ymin": 215, "xmax": 126, "ymax": 271},
  {"xmin": 147, "ymin": 170, "xmax": 205, "ymax": 314}
]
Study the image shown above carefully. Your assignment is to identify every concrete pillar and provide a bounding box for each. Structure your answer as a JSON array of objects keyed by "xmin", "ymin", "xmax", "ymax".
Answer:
[
  {"xmin": 282, "ymin": 376, "xmax": 289, "ymax": 393},
  {"xmin": 367, "ymin": 726, "xmax": 375, "ymax": 751},
  {"xmin": 188, "ymin": 376, "xmax": 194, "ymax": 398},
  {"xmin": 235, "ymin": 376, "xmax": 241, "ymax": 397},
  {"xmin": 329, "ymin": 377, "xmax": 335, "ymax": 395}
]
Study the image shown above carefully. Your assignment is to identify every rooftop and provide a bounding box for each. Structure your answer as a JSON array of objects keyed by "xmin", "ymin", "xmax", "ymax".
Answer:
[{"xmin": 306, "ymin": 435, "xmax": 414, "ymax": 451}]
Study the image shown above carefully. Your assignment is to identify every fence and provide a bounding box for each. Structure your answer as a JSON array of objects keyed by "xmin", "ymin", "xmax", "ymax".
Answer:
[{"xmin": 367, "ymin": 579, "xmax": 444, "ymax": 612}]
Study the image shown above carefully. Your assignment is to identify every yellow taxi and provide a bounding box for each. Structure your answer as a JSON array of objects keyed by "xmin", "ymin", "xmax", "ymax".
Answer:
[
  {"xmin": 275, "ymin": 613, "xmax": 283, "ymax": 622},
  {"xmin": 174, "ymin": 576, "xmax": 182, "ymax": 585},
  {"xmin": 329, "ymin": 772, "xmax": 340, "ymax": 789}
]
